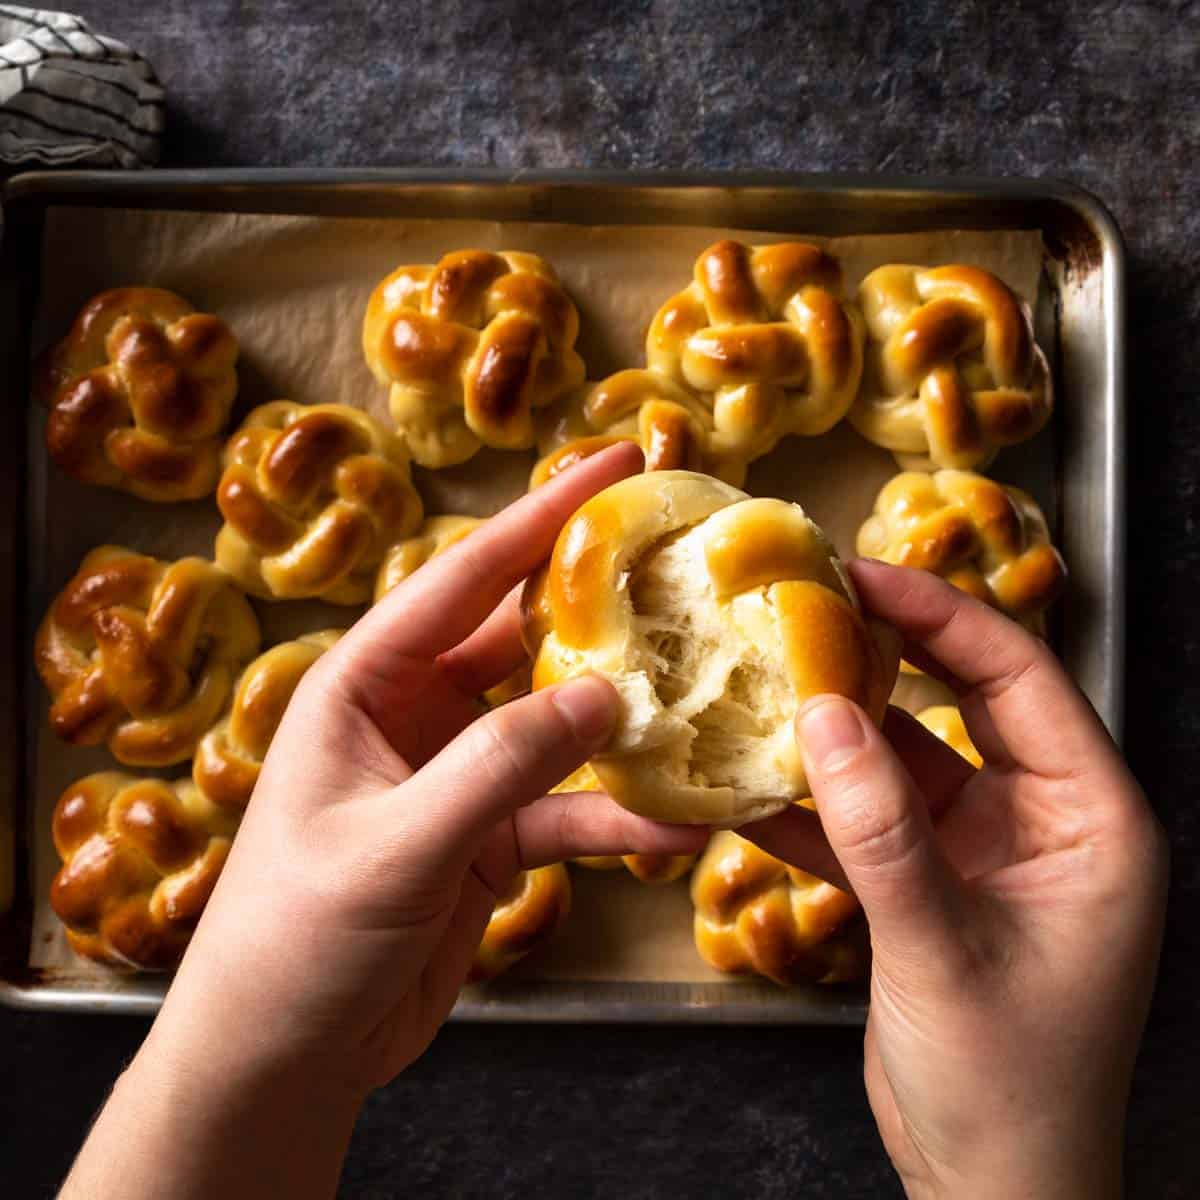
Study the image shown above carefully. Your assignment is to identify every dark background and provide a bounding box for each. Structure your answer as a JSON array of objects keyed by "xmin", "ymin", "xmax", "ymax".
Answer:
[{"xmin": 2, "ymin": 1, "xmax": 1197, "ymax": 1196}]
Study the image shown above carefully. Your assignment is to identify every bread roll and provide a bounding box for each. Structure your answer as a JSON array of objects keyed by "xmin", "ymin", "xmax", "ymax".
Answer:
[
  {"xmin": 524, "ymin": 471, "xmax": 900, "ymax": 826},
  {"xmin": 37, "ymin": 287, "xmax": 239, "ymax": 502},
  {"xmin": 215, "ymin": 401, "xmax": 424, "ymax": 605},
  {"xmin": 856, "ymin": 469, "xmax": 1066, "ymax": 638},
  {"xmin": 362, "ymin": 249, "xmax": 586, "ymax": 468},
  {"xmin": 691, "ymin": 827, "xmax": 864, "ymax": 985},
  {"xmin": 35, "ymin": 546, "xmax": 261, "ymax": 767},
  {"xmin": 847, "ymin": 264, "xmax": 1051, "ymax": 471}
]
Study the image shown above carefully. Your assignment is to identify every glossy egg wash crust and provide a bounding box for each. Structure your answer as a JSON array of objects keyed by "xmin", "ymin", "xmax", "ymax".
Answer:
[{"xmin": 525, "ymin": 472, "xmax": 900, "ymax": 827}]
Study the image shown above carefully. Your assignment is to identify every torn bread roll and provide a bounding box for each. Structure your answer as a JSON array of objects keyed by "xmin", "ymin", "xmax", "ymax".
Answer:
[{"xmin": 522, "ymin": 471, "xmax": 900, "ymax": 827}]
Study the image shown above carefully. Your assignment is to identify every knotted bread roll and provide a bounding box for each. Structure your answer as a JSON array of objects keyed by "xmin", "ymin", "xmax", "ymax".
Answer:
[
  {"xmin": 36, "ymin": 546, "xmax": 261, "ymax": 767},
  {"xmin": 363, "ymin": 249, "xmax": 586, "ymax": 468},
  {"xmin": 691, "ymin": 827, "xmax": 864, "ymax": 985},
  {"xmin": 38, "ymin": 287, "xmax": 239, "ymax": 501},
  {"xmin": 523, "ymin": 471, "xmax": 900, "ymax": 827},
  {"xmin": 50, "ymin": 632, "xmax": 338, "ymax": 969},
  {"xmin": 215, "ymin": 401, "xmax": 424, "ymax": 605},
  {"xmin": 554, "ymin": 762, "xmax": 699, "ymax": 883},
  {"xmin": 848, "ymin": 264, "xmax": 1052, "ymax": 470},
  {"xmin": 646, "ymin": 240, "xmax": 864, "ymax": 467},
  {"xmin": 856, "ymin": 469, "xmax": 1065, "ymax": 637},
  {"xmin": 531, "ymin": 368, "xmax": 735, "ymax": 489}
]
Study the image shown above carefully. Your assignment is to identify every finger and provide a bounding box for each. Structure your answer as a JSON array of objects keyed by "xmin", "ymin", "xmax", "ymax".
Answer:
[
  {"xmin": 337, "ymin": 442, "xmax": 643, "ymax": 674},
  {"xmin": 797, "ymin": 694, "xmax": 967, "ymax": 972},
  {"xmin": 848, "ymin": 560, "xmax": 1123, "ymax": 781},
  {"xmin": 436, "ymin": 585, "xmax": 528, "ymax": 699},
  {"xmin": 509, "ymin": 791, "xmax": 710, "ymax": 874},
  {"xmin": 744, "ymin": 709, "xmax": 979, "ymax": 887},
  {"xmin": 739, "ymin": 806, "xmax": 849, "ymax": 890},
  {"xmin": 882, "ymin": 706, "xmax": 977, "ymax": 822},
  {"xmin": 384, "ymin": 675, "xmax": 621, "ymax": 878}
]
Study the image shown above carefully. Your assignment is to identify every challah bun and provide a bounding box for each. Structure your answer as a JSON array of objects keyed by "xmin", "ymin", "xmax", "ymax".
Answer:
[{"xmin": 523, "ymin": 472, "xmax": 899, "ymax": 827}]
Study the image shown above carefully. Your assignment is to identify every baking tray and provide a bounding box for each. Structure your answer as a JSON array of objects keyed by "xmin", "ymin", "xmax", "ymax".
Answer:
[{"xmin": 0, "ymin": 170, "xmax": 1125, "ymax": 1021}]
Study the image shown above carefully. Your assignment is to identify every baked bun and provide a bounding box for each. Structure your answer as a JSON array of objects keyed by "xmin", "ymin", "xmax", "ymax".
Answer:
[
  {"xmin": 916, "ymin": 704, "xmax": 982, "ymax": 768},
  {"xmin": 468, "ymin": 862, "xmax": 571, "ymax": 982},
  {"xmin": 691, "ymin": 827, "xmax": 864, "ymax": 985},
  {"xmin": 554, "ymin": 763, "xmax": 699, "ymax": 883},
  {"xmin": 50, "ymin": 772, "xmax": 236, "ymax": 969},
  {"xmin": 524, "ymin": 471, "xmax": 900, "ymax": 826},
  {"xmin": 848, "ymin": 264, "xmax": 1051, "ymax": 470},
  {"xmin": 36, "ymin": 546, "xmax": 261, "ymax": 766},
  {"xmin": 363, "ymin": 250, "xmax": 586, "ymax": 468},
  {"xmin": 646, "ymin": 240, "xmax": 864, "ymax": 467},
  {"xmin": 374, "ymin": 514, "xmax": 483, "ymax": 603},
  {"xmin": 531, "ymin": 369, "xmax": 737, "ymax": 489},
  {"xmin": 856, "ymin": 469, "xmax": 1065, "ymax": 637},
  {"xmin": 38, "ymin": 287, "xmax": 238, "ymax": 501},
  {"xmin": 193, "ymin": 631, "xmax": 341, "ymax": 812},
  {"xmin": 215, "ymin": 401, "xmax": 423, "ymax": 605}
]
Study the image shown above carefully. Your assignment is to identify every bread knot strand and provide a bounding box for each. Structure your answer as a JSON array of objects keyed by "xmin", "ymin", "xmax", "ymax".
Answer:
[
  {"xmin": 36, "ymin": 546, "xmax": 261, "ymax": 767},
  {"xmin": 363, "ymin": 250, "xmax": 586, "ymax": 467},
  {"xmin": 39, "ymin": 287, "xmax": 239, "ymax": 501},
  {"xmin": 849, "ymin": 264, "xmax": 1052, "ymax": 470},
  {"xmin": 214, "ymin": 401, "xmax": 424, "ymax": 604}
]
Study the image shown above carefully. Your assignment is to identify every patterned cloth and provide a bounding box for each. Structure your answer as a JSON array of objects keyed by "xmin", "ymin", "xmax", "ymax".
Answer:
[{"xmin": 0, "ymin": 6, "xmax": 163, "ymax": 167}]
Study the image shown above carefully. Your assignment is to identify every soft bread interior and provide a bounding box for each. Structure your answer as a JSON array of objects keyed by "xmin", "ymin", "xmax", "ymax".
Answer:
[{"xmin": 605, "ymin": 521, "xmax": 799, "ymax": 802}]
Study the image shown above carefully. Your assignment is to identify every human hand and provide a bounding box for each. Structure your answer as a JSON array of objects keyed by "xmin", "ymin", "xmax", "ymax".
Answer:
[
  {"xmin": 745, "ymin": 561, "xmax": 1168, "ymax": 1200},
  {"xmin": 63, "ymin": 442, "xmax": 706, "ymax": 1199}
]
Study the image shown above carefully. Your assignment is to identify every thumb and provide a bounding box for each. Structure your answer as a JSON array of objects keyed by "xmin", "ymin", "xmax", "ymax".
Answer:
[
  {"xmin": 393, "ymin": 674, "xmax": 618, "ymax": 874},
  {"xmin": 796, "ymin": 695, "xmax": 965, "ymax": 973}
]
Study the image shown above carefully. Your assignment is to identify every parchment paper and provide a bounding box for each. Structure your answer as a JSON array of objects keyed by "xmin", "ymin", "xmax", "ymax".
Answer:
[{"xmin": 27, "ymin": 209, "xmax": 1046, "ymax": 981}]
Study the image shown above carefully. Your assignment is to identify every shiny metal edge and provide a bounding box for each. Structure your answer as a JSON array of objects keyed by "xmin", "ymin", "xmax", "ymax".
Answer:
[{"xmin": 1, "ymin": 170, "xmax": 1125, "ymax": 1020}]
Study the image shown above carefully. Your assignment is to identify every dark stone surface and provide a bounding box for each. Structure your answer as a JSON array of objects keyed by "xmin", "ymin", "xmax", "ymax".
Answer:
[{"xmin": 3, "ymin": 1, "xmax": 1198, "ymax": 1196}]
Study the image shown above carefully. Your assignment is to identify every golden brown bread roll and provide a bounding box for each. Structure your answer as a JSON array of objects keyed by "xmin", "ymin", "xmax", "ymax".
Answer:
[
  {"xmin": 37, "ymin": 287, "xmax": 239, "ymax": 501},
  {"xmin": 691, "ymin": 827, "xmax": 864, "ymax": 985},
  {"xmin": 554, "ymin": 763, "xmax": 699, "ymax": 883},
  {"xmin": 51, "ymin": 772, "xmax": 235, "ymax": 969},
  {"xmin": 50, "ymin": 632, "xmax": 338, "ymax": 969},
  {"xmin": 646, "ymin": 240, "xmax": 864, "ymax": 467},
  {"xmin": 848, "ymin": 264, "xmax": 1052, "ymax": 470},
  {"xmin": 36, "ymin": 546, "xmax": 261, "ymax": 767},
  {"xmin": 856, "ymin": 469, "xmax": 1066, "ymax": 637},
  {"xmin": 362, "ymin": 250, "xmax": 586, "ymax": 468},
  {"xmin": 917, "ymin": 704, "xmax": 982, "ymax": 768},
  {"xmin": 524, "ymin": 471, "xmax": 900, "ymax": 827},
  {"xmin": 215, "ymin": 401, "xmax": 424, "ymax": 605},
  {"xmin": 467, "ymin": 862, "xmax": 572, "ymax": 983},
  {"xmin": 531, "ymin": 369, "xmax": 738, "ymax": 489}
]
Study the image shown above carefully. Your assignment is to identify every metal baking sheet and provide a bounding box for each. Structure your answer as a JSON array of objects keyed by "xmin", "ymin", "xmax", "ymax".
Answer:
[{"xmin": 0, "ymin": 170, "xmax": 1125, "ymax": 1021}]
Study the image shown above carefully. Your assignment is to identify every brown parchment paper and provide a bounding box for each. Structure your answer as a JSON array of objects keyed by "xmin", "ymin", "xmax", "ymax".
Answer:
[{"xmin": 27, "ymin": 209, "xmax": 1045, "ymax": 981}]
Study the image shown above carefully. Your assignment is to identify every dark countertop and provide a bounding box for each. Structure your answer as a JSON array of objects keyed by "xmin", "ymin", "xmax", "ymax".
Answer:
[{"xmin": 3, "ymin": 2, "xmax": 1198, "ymax": 1196}]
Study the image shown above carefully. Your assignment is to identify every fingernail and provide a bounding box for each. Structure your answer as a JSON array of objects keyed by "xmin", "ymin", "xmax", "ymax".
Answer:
[
  {"xmin": 798, "ymin": 697, "xmax": 866, "ymax": 770},
  {"xmin": 553, "ymin": 675, "xmax": 618, "ymax": 745}
]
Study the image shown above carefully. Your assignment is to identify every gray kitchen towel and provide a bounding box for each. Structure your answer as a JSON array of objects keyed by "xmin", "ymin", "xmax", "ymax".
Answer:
[{"xmin": 0, "ymin": 5, "xmax": 163, "ymax": 168}]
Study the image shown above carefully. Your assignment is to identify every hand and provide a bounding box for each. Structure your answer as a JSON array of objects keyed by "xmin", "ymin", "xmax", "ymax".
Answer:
[
  {"xmin": 745, "ymin": 561, "xmax": 1168, "ymax": 1200},
  {"xmin": 63, "ymin": 442, "xmax": 706, "ymax": 1200}
]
